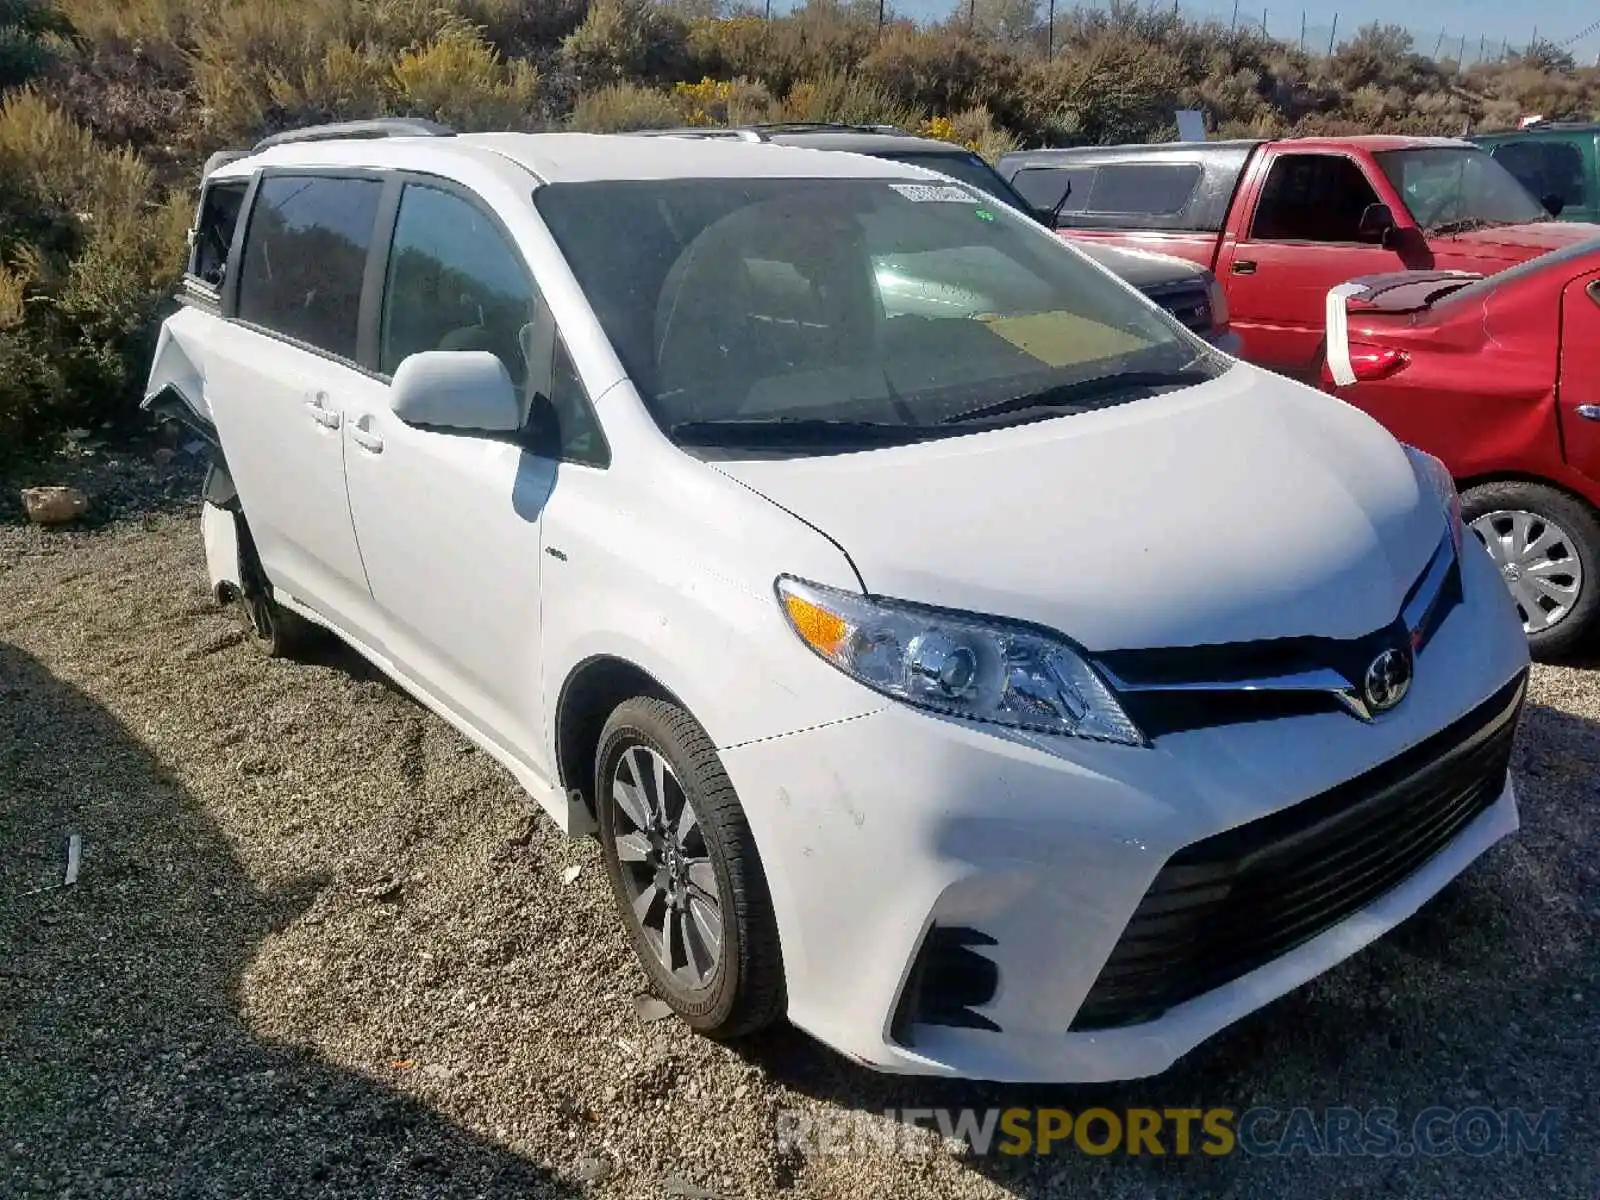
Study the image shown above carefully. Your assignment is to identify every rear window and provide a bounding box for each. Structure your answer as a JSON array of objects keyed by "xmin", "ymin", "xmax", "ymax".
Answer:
[
  {"xmin": 1009, "ymin": 166, "xmax": 1095, "ymax": 217},
  {"xmin": 1086, "ymin": 164, "xmax": 1202, "ymax": 215},
  {"xmin": 1490, "ymin": 140, "xmax": 1590, "ymax": 210},
  {"xmin": 236, "ymin": 174, "xmax": 383, "ymax": 361},
  {"xmin": 188, "ymin": 180, "xmax": 247, "ymax": 289}
]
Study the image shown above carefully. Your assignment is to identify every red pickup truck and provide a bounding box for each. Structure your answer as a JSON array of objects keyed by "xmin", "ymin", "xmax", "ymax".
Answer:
[{"xmin": 997, "ymin": 136, "xmax": 1600, "ymax": 379}]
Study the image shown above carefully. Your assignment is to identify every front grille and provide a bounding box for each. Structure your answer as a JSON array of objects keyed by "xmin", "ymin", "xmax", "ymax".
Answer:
[
  {"xmin": 1145, "ymin": 283, "xmax": 1213, "ymax": 333},
  {"xmin": 1070, "ymin": 670, "xmax": 1526, "ymax": 1031}
]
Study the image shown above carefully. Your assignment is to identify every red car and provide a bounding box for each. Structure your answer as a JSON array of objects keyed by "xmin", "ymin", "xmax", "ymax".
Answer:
[{"xmin": 1320, "ymin": 238, "xmax": 1600, "ymax": 657}]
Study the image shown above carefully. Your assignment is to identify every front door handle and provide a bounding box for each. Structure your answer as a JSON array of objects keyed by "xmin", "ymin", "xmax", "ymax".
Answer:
[
  {"xmin": 1231, "ymin": 260, "xmax": 1258, "ymax": 275},
  {"xmin": 349, "ymin": 420, "xmax": 384, "ymax": 454},
  {"xmin": 1576, "ymin": 405, "xmax": 1600, "ymax": 422},
  {"xmin": 305, "ymin": 391, "xmax": 342, "ymax": 430}
]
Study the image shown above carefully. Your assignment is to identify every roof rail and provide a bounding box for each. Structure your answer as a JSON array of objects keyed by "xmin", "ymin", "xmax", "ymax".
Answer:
[
  {"xmin": 627, "ymin": 127, "xmax": 764, "ymax": 142},
  {"xmin": 748, "ymin": 122, "xmax": 914, "ymax": 137},
  {"xmin": 251, "ymin": 118, "xmax": 456, "ymax": 154}
]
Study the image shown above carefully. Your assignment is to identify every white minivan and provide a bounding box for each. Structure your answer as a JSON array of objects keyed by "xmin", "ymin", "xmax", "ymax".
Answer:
[{"xmin": 147, "ymin": 120, "xmax": 1531, "ymax": 1083}]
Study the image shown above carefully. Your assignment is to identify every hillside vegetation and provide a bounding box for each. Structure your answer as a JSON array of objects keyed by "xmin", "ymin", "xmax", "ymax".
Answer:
[{"xmin": 2, "ymin": 0, "xmax": 1598, "ymax": 458}]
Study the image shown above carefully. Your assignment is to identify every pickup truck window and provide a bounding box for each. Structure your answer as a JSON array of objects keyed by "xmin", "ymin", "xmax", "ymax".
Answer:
[
  {"xmin": 1488, "ymin": 141, "xmax": 1589, "ymax": 212},
  {"xmin": 1087, "ymin": 164, "xmax": 1202, "ymax": 216},
  {"xmin": 1374, "ymin": 147, "xmax": 1549, "ymax": 233},
  {"xmin": 1009, "ymin": 166, "xmax": 1094, "ymax": 218},
  {"xmin": 1250, "ymin": 155, "xmax": 1381, "ymax": 243}
]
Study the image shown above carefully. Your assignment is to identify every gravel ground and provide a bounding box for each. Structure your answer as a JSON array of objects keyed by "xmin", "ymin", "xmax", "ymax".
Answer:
[{"xmin": 1, "ymin": 449, "xmax": 1596, "ymax": 1199}]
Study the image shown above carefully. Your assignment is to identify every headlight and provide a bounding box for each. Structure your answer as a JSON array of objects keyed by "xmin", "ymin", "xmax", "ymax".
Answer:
[
  {"xmin": 775, "ymin": 576, "xmax": 1144, "ymax": 746},
  {"xmin": 1404, "ymin": 445, "xmax": 1462, "ymax": 550},
  {"xmin": 1205, "ymin": 273, "xmax": 1230, "ymax": 331}
]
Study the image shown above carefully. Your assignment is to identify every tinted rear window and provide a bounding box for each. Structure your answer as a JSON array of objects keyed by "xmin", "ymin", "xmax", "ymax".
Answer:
[
  {"xmin": 1009, "ymin": 166, "xmax": 1095, "ymax": 215},
  {"xmin": 236, "ymin": 174, "xmax": 383, "ymax": 360},
  {"xmin": 1086, "ymin": 163, "xmax": 1202, "ymax": 215}
]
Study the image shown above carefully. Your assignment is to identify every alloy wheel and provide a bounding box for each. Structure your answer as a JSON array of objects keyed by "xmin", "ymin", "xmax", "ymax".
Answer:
[
  {"xmin": 1470, "ymin": 507, "xmax": 1585, "ymax": 634},
  {"xmin": 607, "ymin": 744, "xmax": 724, "ymax": 989}
]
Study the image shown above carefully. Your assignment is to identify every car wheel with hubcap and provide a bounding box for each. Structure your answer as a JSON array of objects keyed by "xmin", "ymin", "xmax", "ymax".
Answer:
[
  {"xmin": 595, "ymin": 697, "xmax": 785, "ymax": 1039},
  {"xmin": 1462, "ymin": 480, "xmax": 1600, "ymax": 660}
]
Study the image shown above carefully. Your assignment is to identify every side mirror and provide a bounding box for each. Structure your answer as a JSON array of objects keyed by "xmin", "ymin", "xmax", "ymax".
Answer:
[
  {"xmin": 389, "ymin": 350, "xmax": 522, "ymax": 433},
  {"xmin": 1541, "ymin": 193, "xmax": 1566, "ymax": 218},
  {"xmin": 1357, "ymin": 203, "xmax": 1396, "ymax": 244}
]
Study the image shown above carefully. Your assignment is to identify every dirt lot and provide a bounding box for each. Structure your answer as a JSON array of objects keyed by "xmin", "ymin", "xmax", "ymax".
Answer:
[{"xmin": 1, "ymin": 450, "xmax": 1596, "ymax": 1199}]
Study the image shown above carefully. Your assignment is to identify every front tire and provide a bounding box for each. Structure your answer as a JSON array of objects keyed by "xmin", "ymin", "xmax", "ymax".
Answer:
[
  {"xmin": 1462, "ymin": 480, "xmax": 1600, "ymax": 660},
  {"xmin": 594, "ymin": 697, "xmax": 785, "ymax": 1039}
]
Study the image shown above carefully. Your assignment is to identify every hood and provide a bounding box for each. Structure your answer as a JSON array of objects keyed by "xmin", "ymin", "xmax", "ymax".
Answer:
[
  {"xmin": 1072, "ymin": 241, "xmax": 1208, "ymax": 288},
  {"xmin": 714, "ymin": 364, "xmax": 1443, "ymax": 653},
  {"xmin": 1435, "ymin": 220, "xmax": 1600, "ymax": 261}
]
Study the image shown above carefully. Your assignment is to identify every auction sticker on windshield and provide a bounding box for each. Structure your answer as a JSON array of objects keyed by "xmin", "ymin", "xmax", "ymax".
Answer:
[{"xmin": 889, "ymin": 183, "xmax": 977, "ymax": 203}]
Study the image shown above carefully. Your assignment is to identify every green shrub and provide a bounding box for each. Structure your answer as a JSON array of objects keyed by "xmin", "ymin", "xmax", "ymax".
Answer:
[
  {"xmin": 771, "ymin": 70, "xmax": 919, "ymax": 127},
  {"xmin": 393, "ymin": 27, "xmax": 540, "ymax": 129},
  {"xmin": 569, "ymin": 80, "xmax": 680, "ymax": 130},
  {"xmin": 1, "ymin": 0, "xmax": 70, "ymax": 89},
  {"xmin": 563, "ymin": 0, "xmax": 690, "ymax": 87},
  {"xmin": 0, "ymin": 91, "xmax": 187, "ymax": 456}
]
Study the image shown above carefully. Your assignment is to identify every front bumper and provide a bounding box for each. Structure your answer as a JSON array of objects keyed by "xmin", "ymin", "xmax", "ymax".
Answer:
[{"xmin": 720, "ymin": 540, "xmax": 1529, "ymax": 1082}]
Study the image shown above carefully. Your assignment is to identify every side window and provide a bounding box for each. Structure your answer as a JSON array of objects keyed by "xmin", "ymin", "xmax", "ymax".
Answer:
[
  {"xmin": 382, "ymin": 183, "xmax": 608, "ymax": 465},
  {"xmin": 1492, "ymin": 141, "xmax": 1588, "ymax": 209},
  {"xmin": 189, "ymin": 181, "xmax": 247, "ymax": 289},
  {"xmin": 236, "ymin": 175, "xmax": 382, "ymax": 360},
  {"xmin": 1250, "ymin": 155, "xmax": 1382, "ymax": 243},
  {"xmin": 379, "ymin": 184, "xmax": 534, "ymax": 384},
  {"xmin": 534, "ymin": 336, "xmax": 610, "ymax": 468},
  {"xmin": 1010, "ymin": 166, "xmax": 1095, "ymax": 220},
  {"xmin": 1085, "ymin": 164, "xmax": 1201, "ymax": 216}
]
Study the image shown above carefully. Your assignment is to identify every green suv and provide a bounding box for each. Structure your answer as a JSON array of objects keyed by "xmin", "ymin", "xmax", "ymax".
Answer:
[{"xmin": 1471, "ymin": 121, "xmax": 1600, "ymax": 224}]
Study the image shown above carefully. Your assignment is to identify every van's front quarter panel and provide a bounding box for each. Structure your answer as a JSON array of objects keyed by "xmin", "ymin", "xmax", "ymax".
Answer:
[{"xmin": 535, "ymin": 411, "xmax": 888, "ymax": 770}]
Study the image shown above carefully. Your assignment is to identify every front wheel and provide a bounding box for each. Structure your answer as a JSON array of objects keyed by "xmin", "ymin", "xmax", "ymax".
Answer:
[
  {"xmin": 1462, "ymin": 480, "xmax": 1600, "ymax": 660},
  {"xmin": 594, "ymin": 697, "xmax": 785, "ymax": 1039}
]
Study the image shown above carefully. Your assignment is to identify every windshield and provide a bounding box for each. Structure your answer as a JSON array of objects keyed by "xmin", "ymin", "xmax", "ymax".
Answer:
[
  {"xmin": 534, "ymin": 177, "xmax": 1221, "ymax": 456},
  {"xmin": 871, "ymin": 151, "xmax": 1033, "ymax": 214},
  {"xmin": 1375, "ymin": 147, "xmax": 1550, "ymax": 233}
]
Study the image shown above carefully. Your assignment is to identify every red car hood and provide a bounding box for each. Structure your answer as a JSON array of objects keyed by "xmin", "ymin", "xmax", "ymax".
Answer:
[{"xmin": 1435, "ymin": 220, "xmax": 1600, "ymax": 261}]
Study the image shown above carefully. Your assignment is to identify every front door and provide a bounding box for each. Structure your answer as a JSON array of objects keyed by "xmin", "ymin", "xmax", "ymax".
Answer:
[
  {"xmin": 206, "ymin": 171, "xmax": 385, "ymax": 637},
  {"xmin": 341, "ymin": 180, "xmax": 557, "ymax": 768},
  {"xmin": 1218, "ymin": 153, "xmax": 1417, "ymax": 378},
  {"xmin": 1559, "ymin": 271, "xmax": 1600, "ymax": 482}
]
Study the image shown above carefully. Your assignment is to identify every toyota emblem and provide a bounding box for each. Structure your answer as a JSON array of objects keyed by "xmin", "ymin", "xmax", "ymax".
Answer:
[{"xmin": 1363, "ymin": 648, "xmax": 1413, "ymax": 714}]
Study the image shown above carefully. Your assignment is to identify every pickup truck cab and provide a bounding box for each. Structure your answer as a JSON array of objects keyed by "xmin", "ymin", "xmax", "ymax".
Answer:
[
  {"xmin": 998, "ymin": 136, "xmax": 1600, "ymax": 379},
  {"xmin": 1472, "ymin": 121, "xmax": 1600, "ymax": 225}
]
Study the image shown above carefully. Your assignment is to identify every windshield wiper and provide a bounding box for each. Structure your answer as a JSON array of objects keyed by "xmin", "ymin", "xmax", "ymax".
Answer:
[
  {"xmin": 1428, "ymin": 217, "xmax": 1504, "ymax": 236},
  {"xmin": 669, "ymin": 417, "xmax": 937, "ymax": 447},
  {"xmin": 939, "ymin": 368, "xmax": 1214, "ymax": 426}
]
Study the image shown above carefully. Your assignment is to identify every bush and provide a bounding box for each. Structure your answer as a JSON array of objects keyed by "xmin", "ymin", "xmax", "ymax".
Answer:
[
  {"xmin": 771, "ymin": 70, "xmax": 919, "ymax": 127},
  {"xmin": 0, "ymin": 91, "xmax": 186, "ymax": 456},
  {"xmin": 393, "ymin": 28, "xmax": 540, "ymax": 129},
  {"xmin": 563, "ymin": 0, "xmax": 690, "ymax": 87},
  {"xmin": 1, "ymin": 0, "xmax": 69, "ymax": 89},
  {"xmin": 569, "ymin": 80, "xmax": 681, "ymax": 130}
]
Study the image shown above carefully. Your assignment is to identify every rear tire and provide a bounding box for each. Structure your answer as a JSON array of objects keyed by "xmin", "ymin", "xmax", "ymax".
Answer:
[
  {"xmin": 594, "ymin": 697, "xmax": 785, "ymax": 1040},
  {"xmin": 231, "ymin": 510, "xmax": 324, "ymax": 661},
  {"xmin": 1461, "ymin": 480, "xmax": 1600, "ymax": 660},
  {"xmin": 238, "ymin": 588, "xmax": 321, "ymax": 660}
]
